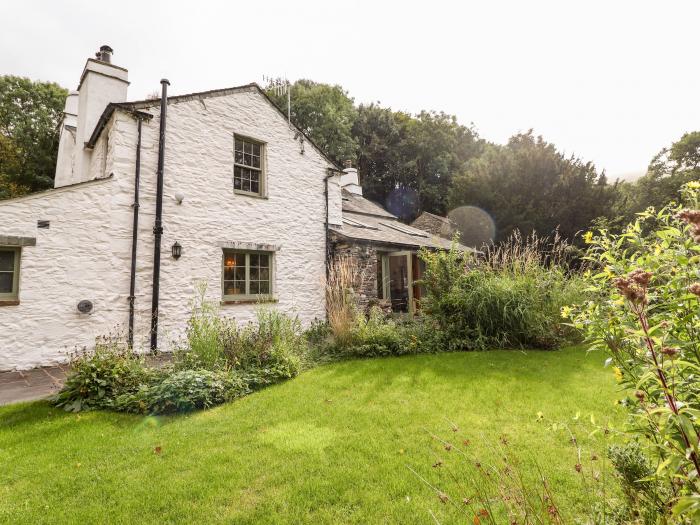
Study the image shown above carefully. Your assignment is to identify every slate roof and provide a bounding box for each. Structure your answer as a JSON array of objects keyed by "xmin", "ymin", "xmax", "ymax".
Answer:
[{"xmin": 330, "ymin": 190, "xmax": 472, "ymax": 252}]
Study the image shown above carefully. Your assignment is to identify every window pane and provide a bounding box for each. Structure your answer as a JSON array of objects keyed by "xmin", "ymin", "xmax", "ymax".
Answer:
[
  {"xmin": 224, "ymin": 282, "xmax": 244, "ymax": 296},
  {"xmin": 250, "ymin": 267, "xmax": 259, "ymax": 280},
  {"xmin": 235, "ymin": 139, "xmax": 243, "ymax": 152},
  {"xmin": 0, "ymin": 251, "xmax": 14, "ymax": 272},
  {"xmin": 244, "ymin": 141, "xmax": 252, "ymax": 154},
  {"xmin": 260, "ymin": 268, "xmax": 269, "ymax": 281},
  {"xmin": 259, "ymin": 281, "xmax": 269, "ymax": 294},
  {"xmin": 249, "ymin": 281, "xmax": 259, "ymax": 294},
  {"xmin": 235, "ymin": 150, "xmax": 244, "ymax": 164},
  {"xmin": 251, "ymin": 180, "xmax": 259, "ymax": 194},
  {"xmin": 244, "ymin": 153, "xmax": 252, "ymax": 166},
  {"xmin": 252, "ymin": 143, "xmax": 260, "ymax": 156},
  {"xmin": 259, "ymin": 254, "xmax": 269, "ymax": 267},
  {"xmin": 249, "ymin": 254, "xmax": 259, "ymax": 266},
  {"xmin": 0, "ymin": 272, "xmax": 12, "ymax": 293}
]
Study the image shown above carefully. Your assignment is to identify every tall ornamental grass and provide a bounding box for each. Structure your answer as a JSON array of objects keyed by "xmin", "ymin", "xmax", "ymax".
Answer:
[{"xmin": 420, "ymin": 232, "xmax": 585, "ymax": 350}]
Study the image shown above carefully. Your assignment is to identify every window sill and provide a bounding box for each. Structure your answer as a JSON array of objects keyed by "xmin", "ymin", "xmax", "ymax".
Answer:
[
  {"xmin": 221, "ymin": 297, "xmax": 278, "ymax": 305},
  {"xmin": 233, "ymin": 190, "xmax": 268, "ymax": 200},
  {"xmin": 0, "ymin": 300, "xmax": 19, "ymax": 307}
]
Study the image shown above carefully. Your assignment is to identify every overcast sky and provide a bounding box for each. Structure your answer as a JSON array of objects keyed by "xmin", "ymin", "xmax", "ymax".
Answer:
[{"xmin": 2, "ymin": 0, "xmax": 698, "ymax": 179}]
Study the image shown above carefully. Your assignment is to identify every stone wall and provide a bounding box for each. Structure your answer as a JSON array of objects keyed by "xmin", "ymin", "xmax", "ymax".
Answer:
[{"xmin": 330, "ymin": 239, "xmax": 381, "ymax": 310}]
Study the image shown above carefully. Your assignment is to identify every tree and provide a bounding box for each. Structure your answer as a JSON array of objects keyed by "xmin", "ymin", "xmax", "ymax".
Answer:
[
  {"xmin": 616, "ymin": 131, "xmax": 700, "ymax": 222},
  {"xmin": 265, "ymin": 79, "xmax": 357, "ymax": 165},
  {"xmin": 0, "ymin": 76, "xmax": 67, "ymax": 199},
  {"xmin": 449, "ymin": 131, "xmax": 617, "ymax": 243},
  {"xmin": 353, "ymin": 105, "xmax": 483, "ymax": 221}
]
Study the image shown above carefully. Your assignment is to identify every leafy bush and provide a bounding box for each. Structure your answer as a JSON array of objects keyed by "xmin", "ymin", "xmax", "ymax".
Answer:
[
  {"xmin": 55, "ymin": 288, "xmax": 307, "ymax": 415},
  {"xmin": 320, "ymin": 308, "xmax": 444, "ymax": 358},
  {"xmin": 176, "ymin": 288, "xmax": 305, "ymax": 379},
  {"xmin": 420, "ymin": 233, "xmax": 585, "ymax": 351},
  {"xmin": 115, "ymin": 369, "xmax": 250, "ymax": 414},
  {"xmin": 569, "ymin": 182, "xmax": 700, "ymax": 521},
  {"xmin": 52, "ymin": 342, "xmax": 163, "ymax": 413}
]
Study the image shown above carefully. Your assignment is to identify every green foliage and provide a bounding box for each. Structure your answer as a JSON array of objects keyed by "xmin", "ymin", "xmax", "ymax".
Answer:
[
  {"xmin": 55, "ymin": 289, "xmax": 306, "ymax": 415},
  {"xmin": 0, "ymin": 75, "xmax": 67, "ymax": 198},
  {"xmin": 176, "ymin": 286, "xmax": 304, "ymax": 380},
  {"xmin": 449, "ymin": 131, "xmax": 617, "ymax": 244},
  {"xmin": 115, "ymin": 369, "xmax": 250, "ymax": 414},
  {"xmin": 265, "ymin": 79, "xmax": 358, "ymax": 164},
  {"xmin": 354, "ymin": 105, "xmax": 484, "ymax": 220},
  {"xmin": 616, "ymin": 132, "xmax": 700, "ymax": 225},
  {"xmin": 52, "ymin": 343, "xmax": 163, "ymax": 413},
  {"xmin": 570, "ymin": 182, "xmax": 700, "ymax": 521},
  {"xmin": 607, "ymin": 442, "xmax": 669, "ymax": 524},
  {"xmin": 420, "ymin": 236, "xmax": 585, "ymax": 351}
]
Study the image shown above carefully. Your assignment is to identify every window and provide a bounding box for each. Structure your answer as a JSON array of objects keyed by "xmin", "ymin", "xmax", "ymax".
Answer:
[
  {"xmin": 233, "ymin": 136, "xmax": 264, "ymax": 196},
  {"xmin": 0, "ymin": 247, "xmax": 20, "ymax": 302},
  {"xmin": 222, "ymin": 250, "xmax": 273, "ymax": 300}
]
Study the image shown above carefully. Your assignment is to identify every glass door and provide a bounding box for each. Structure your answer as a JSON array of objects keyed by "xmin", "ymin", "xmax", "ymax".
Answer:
[{"xmin": 387, "ymin": 251, "xmax": 413, "ymax": 313}]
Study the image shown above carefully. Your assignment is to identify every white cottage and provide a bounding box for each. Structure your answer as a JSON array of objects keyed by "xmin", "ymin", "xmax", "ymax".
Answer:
[{"xmin": 0, "ymin": 46, "xmax": 464, "ymax": 370}]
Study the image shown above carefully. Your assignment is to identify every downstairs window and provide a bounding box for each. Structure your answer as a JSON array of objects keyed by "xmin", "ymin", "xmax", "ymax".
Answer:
[
  {"xmin": 0, "ymin": 247, "xmax": 20, "ymax": 303},
  {"xmin": 222, "ymin": 250, "xmax": 273, "ymax": 300}
]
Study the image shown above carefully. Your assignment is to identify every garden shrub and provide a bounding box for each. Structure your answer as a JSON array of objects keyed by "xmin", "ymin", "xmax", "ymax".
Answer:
[
  {"xmin": 114, "ymin": 369, "xmax": 250, "ymax": 414},
  {"xmin": 569, "ymin": 182, "xmax": 700, "ymax": 521},
  {"xmin": 320, "ymin": 308, "xmax": 445, "ymax": 358},
  {"xmin": 420, "ymin": 233, "xmax": 585, "ymax": 351},
  {"xmin": 53, "ymin": 342, "xmax": 164, "ymax": 413},
  {"xmin": 55, "ymin": 288, "xmax": 307, "ymax": 415}
]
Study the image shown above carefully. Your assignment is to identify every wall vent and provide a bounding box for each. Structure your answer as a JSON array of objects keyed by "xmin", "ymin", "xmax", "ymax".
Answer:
[{"xmin": 37, "ymin": 220, "xmax": 50, "ymax": 229}]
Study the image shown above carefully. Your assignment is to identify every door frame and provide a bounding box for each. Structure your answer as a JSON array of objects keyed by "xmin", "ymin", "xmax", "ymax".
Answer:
[{"xmin": 383, "ymin": 250, "xmax": 415, "ymax": 315}]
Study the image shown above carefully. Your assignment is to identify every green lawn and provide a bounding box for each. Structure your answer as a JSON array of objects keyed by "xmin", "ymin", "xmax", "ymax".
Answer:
[{"xmin": 0, "ymin": 347, "xmax": 623, "ymax": 524}]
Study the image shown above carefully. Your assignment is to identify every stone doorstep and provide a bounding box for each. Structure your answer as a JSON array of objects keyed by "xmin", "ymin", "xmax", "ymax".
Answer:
[{"xmin": 0, "ymin": 371, "xmax": 28, "ymax": 385}]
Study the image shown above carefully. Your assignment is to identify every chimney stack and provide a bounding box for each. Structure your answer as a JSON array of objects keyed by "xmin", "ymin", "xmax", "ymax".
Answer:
[
  {"xmin": 340, "ymin": 160, "xmax": 362, "ymax": 196},
  {"xmin": 54, "ymin": 45, "xmax": 129, "ymax": 186}
]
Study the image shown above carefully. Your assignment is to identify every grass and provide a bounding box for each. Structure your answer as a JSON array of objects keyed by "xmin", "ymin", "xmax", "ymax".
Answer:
[{"xmin": 0, "ymin": 347, "xmax": 623, "ymax": 524}]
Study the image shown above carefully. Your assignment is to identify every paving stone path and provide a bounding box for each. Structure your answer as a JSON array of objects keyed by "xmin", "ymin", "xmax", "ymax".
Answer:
[{"xmin": 0, "ymin": 365, "xmax": 68, "ymax": 406}]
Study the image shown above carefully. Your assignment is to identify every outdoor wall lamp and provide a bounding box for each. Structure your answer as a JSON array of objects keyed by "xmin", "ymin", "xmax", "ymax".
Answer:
[{"xmin": 172, "ymin": 241, "xmax": 182, "ymax": 260}]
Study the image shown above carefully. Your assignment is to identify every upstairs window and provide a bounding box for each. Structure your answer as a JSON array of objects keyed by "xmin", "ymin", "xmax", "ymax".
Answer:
[
  {"xmin": 222, "ymin": 250, "xmax": 272, "ymax": 300},
  {"xmin": 0, "ymin": 247, "xmax": 20, "ymax": 303},
  {"xmin": 234, "ymin": 136, "xmax": 264, "ymax": 196}
]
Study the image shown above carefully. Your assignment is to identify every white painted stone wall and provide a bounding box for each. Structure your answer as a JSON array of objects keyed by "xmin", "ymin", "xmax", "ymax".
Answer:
[{"xmin": 0, "ymin": 87, "xmax": 331, "ymax": 369}]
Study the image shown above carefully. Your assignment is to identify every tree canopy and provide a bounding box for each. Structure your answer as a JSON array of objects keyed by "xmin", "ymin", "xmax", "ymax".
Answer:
[
  {"xmin": 0, "ymin": 75, "xmax": 67, "ymax": 199},
  {"xmin": 448, "ymin": 131, "xmax": 617, "ymax": 242}
]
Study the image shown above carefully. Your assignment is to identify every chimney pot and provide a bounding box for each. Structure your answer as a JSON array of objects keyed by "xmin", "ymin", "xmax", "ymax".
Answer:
[{"xmin": 96, "ymin": 45, "xmax": 113, "ymax": 63}]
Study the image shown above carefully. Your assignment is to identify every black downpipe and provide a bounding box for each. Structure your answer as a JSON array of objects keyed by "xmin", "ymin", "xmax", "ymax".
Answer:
[
  {"xmin": 150, "ymin": 79, "xmax": 169, "ymax": 350},
  {"xmin": 127, "ymin": 116, "xmax": 143, "ymax": 347}
]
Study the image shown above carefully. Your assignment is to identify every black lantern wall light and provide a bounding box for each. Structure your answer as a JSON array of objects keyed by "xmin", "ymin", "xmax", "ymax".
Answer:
[{"xmin": 171, "ymin": 241, "xmax": 182, "ymax": 260}]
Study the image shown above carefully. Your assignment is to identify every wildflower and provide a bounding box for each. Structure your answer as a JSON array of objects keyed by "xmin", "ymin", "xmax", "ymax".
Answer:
[
  {"xmin": 548, "ymin": 505, "xmax": 558, "ymax": 518},
  {"xmin": 462, "ymin": 439, "xmax": 471, "ymax": 446},
  {"xmin": 444, "ymin": 444, "xmax": 452, "ymax": 451},
  {"xmin": 574, "ymin": 463, "xmax": 582, "ymax": 473},
  {"xmin": 661, "ymin": 346, "xmax": 679, "ymax": 359},
  {"xmin": 628, "ymin": 269, "xmax": 652, "ymax": 286},
  {"xmin": 462, "ymin": 497, "xmax": 471, "ymax": 505},
  {"xmin": 438, "ymin": 492, "xmax": 449, "ymax": 504},
  {"xmin": 634, "ymin": 390, "xmax": 645, "ymax": 402},
  {"xmin": 560, "ymin": 305, "xmax": 572, "ymax": 319},
  {"xmin": 536, "ymin": 411, "xmax": 544, "ymax": 421},
  {"xmin": 686, "ymin": 181, "xmax": 700, "ymax": 190},
  {"xmin": 613, "ymin": 275, "xmax": 646, "ymax": 304},
  {"xmin": 613, "ymin": 367, "xmax": 624, "ymax": 383},
  {"xmin": 583, "ymin": 231, "xmax": 594, "ymax": 244},
  {"xmin": 689, "ymin": 283, "xmax": 700, "ymax": 297},
  {"xmin": 432, "ymin": 460, "xmax": 443, "ymax": 468}
]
